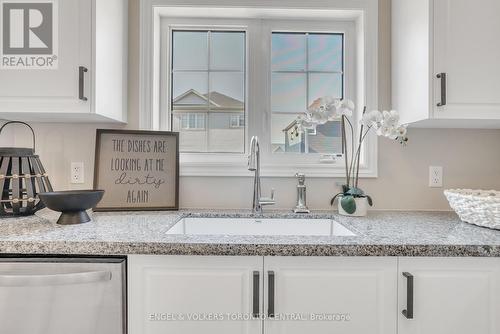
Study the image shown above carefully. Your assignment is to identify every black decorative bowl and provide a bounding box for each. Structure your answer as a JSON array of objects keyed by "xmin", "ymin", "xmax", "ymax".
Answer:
[{"xmin": 38, "ymin": 190, "xmax": 105, "ymax": 225}]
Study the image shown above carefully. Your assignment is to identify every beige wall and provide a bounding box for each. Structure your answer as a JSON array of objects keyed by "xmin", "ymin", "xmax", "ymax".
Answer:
[{"xmin": 3, "ymin": 0, "xmax": 500, "ymax": 211}]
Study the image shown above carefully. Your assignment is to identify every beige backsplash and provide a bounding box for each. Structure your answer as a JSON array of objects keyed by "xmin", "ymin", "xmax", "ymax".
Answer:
[{"xmin": 2, "ymin": 0, "xmax": 500, "ymax": 211}]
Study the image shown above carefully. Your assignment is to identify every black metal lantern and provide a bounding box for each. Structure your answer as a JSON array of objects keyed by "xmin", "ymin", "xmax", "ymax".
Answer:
[{"xmin": 0, "ymin": 121, "xmax": 52, "ymax": 216}]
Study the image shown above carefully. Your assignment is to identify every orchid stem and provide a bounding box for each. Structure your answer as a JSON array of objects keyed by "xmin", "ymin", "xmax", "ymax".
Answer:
[
  {"xmin": 343, "ymin": 116, "xmax": 355, "ymax": 188},
  {"xmin": 341, "ymin": 115, "xmax": 350, "ymax": 188},
  {"xmin": 354, "ymin": 107, "xmax": 368, "ymax": 188}
]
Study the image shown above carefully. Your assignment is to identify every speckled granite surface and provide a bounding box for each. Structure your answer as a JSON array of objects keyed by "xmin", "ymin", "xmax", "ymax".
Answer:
[{"xmin": 1, "ymin": 208, "xmax": 500, "ymax": 257}]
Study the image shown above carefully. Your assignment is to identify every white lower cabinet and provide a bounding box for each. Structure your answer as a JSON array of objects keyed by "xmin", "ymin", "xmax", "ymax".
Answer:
[
  {"xmin": 398, "ymin": 257, "xmax": 500, "ymax": 334},
  {"xmin": 128, "ymin": 255, "xmax": 500, "ymax": 334},
  {"xmin": 128, "ymin": 255, "xmax": 397, "ymax": 334},
  {"xmin": 264, "ymin": 257, "xmax": 398, "ymax": 334},
  {"xmin": 128, "ymin": 255, "xmax": 263, "ymax": 334}
]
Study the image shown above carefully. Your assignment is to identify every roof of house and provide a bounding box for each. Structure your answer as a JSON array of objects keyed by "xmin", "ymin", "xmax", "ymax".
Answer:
[
  {"xmin": 283, "ymin": 119, "xmax": 300, "ymax": 132},
  {"xmin": 203, "ymin": 91, "xmax": 243, "ymax": 109},
  {"xmin": 173, "ymin": 89, "xmax": 243, "ymax": 110}
]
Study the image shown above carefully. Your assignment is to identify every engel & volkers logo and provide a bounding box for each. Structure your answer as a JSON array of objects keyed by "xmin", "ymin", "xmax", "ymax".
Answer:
[{"xmin": 1, "ymin": 0, "xmax": 58, "ymax": 69}]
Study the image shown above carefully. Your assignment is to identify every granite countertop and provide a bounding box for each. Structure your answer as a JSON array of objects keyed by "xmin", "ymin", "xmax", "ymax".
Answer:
[{"xmin": 1, "ymin": 209, "xmax": 500, "ymax": 257}]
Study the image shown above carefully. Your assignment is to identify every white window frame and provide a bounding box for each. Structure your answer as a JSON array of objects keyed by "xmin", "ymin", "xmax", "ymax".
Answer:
[{"xmin": 140, "ymin": 0, "xmax": 378, "ymax": 177}]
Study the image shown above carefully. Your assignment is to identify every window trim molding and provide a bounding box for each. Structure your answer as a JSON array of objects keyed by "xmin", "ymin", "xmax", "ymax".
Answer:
[{"xmin": 140, "ymin": 0, "xmax": 379, "ymax": 178}]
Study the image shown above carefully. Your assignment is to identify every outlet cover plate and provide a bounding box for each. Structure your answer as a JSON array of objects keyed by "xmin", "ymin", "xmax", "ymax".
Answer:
[
  {"xmin": 71, "ymin": 162, "xmax": 85, "ymax": 184},
  {"xmin": 429, "ymin": 166, "xmax": 443, "ymax": 188}
]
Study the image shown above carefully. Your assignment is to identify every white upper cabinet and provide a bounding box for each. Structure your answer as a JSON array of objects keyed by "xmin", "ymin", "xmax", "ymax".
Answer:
[
  {"xmin": 392, "ymin": 0, "xmax": 500, "ymax": 128},
  {"xmin": 398, "ymin": 257, "xmax": 500, "ymax": 334},
  {"xmin": 264, "ymin": 257, "xmax": 397, "ymax": 334},
  {"xmin": 0, "ymin": 0, "xmax": 127, "ymax": 123}
]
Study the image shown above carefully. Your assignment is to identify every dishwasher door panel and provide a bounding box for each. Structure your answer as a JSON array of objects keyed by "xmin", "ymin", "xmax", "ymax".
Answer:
[{"xmin": 0, "ymin": 259, "xmax": 125, "ymax": 334}]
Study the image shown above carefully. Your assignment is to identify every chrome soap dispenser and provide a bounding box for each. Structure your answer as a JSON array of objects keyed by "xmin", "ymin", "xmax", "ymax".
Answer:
[{"xmin": 294, "ymin": 173, "xmax": 310, "ymax": 213}]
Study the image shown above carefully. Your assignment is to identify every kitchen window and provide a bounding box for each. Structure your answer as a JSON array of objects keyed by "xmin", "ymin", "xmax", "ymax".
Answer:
[{"xmin": 143, "ymin": 1, "xmax": 378, "ymax": 176}]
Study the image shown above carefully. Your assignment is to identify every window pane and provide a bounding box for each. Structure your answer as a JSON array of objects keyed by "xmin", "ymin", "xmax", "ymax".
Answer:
[
  {"xmin": 196, "ymin": 114, "xmax": 205, "ymax": 128},
  {"xmin": 271, "ymin": 73, "xmax": 306, "ymax": 113},
  {"xmin": 229, "ymin": 115, "xmax": 244, "ymax": 128},
  {"xmin": 172, "ymin": 31, "xmax": 208, "ymax": 70},
  {"xmin": 189, "ymin": 114, "xmax": 196, "ymax": 128},
  {"xmin": 208, "ymin": 72, "xmax": 245, "ymax": 153},
  {"xmin": 210, "ymin": 32, "xmax": 245, "ymax": 71},
  {"xmin": 272, "ymin": 33, "xmax": 306, "ymax": 71},
  {"xmin": 308, "ymin": 73, "xmax": 343, "ymax": 104},
  {"xmin": 172, "ymin": 72, "xmax": 208, "ymax": 110},
  {"xmin": 308, "ymin": 34, "xmax": 343, "ymax": 72},
  {"xmin": 170, "ymin": 30, "xmax": 246, "ymax": 154},
  {"xmin": 208, "ymin": 113, "xmax": 245, "ymax": 153},
  {"xmin": 173, "ymin": 113, "xmax": 207, "ymax": 152},
  {"xmin": 181, "ymin": 114, "xmax": 188, "ymax": 129},
  {"xmin": 307, "ymin": 121, "xmax": 342, "ymax": 154},
  {"xmin": 209, "ymin": 72, "xmax": 245, "ymax": 109}
]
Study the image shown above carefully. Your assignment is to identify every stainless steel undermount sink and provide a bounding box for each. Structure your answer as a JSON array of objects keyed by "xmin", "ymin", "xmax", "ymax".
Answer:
[{"xmin": 166, "ymin": 217, "xmax": 356, "ymax": 237}]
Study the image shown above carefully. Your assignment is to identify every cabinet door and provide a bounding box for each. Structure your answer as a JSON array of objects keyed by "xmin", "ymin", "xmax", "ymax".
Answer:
[
  {"xmin": 0, "ymin": 0, "xmax": 91, "ymax": 114},
  {"xmin": 433, "ymin": 0, "xmax": 500, "ymax": 119},
  {"xmin": 398, "ymin": 257, "xmax": 500, "ymax": 334},
  {"xmin": 264, "ymin": 257, "xmax": 397, "ymax": 334},
  {"xmin": 128, "ymin": 255, "xmax": 263, "ymax": 334}
]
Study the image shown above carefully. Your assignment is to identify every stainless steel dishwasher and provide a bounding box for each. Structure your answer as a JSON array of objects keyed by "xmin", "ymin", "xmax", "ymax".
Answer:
[{"xmin": 0, "ymin": 257, "xmax": 126, "ymax": 334}]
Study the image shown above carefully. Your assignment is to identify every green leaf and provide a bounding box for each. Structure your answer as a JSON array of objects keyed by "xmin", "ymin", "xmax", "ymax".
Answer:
[
  {"xmin": 330, "ymin": 193, "xmax": 343, "ymax": 206},
  {"xmin": 341, "ymin": 195, "xmax": 357, "ymax": 214},
  {"xmin": 346, "ymin": 187, "xmax": 365, "ymax": 197},
  {"xmin": 366, "ymin": 195, "xmax": 373, "ymax": 206}
]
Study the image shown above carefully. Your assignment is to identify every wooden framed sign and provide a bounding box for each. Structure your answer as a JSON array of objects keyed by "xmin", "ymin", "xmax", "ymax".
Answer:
[{"xmin": 93, "ymin": 129, "xmax": 179, "ymax": 211}]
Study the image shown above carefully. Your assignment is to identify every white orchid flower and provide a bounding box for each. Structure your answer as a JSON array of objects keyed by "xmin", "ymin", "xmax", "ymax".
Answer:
[
  {"xmin": 388, "ymin": 127, "xmax": 400, "ymax": 140},
  {"xmin": 396, "ymin": 125, "xmax": 407, "ymax": 137},
  {"xmin": 382, "ymin": 110, "xmax": 400, "ymax": 127},
  {"xmin": 376, "ymin": 124, "xmax": 393, "ymax": 137},
  {"xmin": 361, "ymin": 110, "xmax": 383, "ymax": 127},
  {"xmin": 342, "ymin": 99, "xmax": 355, "ymax": 110}
]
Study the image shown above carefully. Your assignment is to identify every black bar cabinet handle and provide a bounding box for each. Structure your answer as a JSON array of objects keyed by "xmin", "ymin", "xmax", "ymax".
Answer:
[
  {"xmin": 402, "ymin": 272, "xmax": 414, "ymax": 319},
  {"xmin": 252, "ymin": 271, "xmax": 260, "ymax": 318},
  {"xmin": 436, "ymin": 72, "xmax": 446, "ymax": 107},
  {"xmin": 268, "ymin": 271, "xmax": 275, "ymax": 318},
  {"xmin": 79, "ymin": 66, "xmax": 88, "ymax": 101}
]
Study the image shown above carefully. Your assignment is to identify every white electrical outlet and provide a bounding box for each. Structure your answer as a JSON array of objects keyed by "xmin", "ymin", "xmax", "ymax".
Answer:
[
  {"xmin": 429, "ymin": 166, "xmax": 443, "ymax": 188},
  {"xmin": 71, "ymin": 162, "xmax": 84, "ymax": 184}
]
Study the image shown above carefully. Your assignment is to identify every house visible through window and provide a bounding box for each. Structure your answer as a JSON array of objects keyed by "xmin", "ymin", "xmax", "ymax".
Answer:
[
  {"xmin": 270, "ymin": 32, "xmax": 344, "ymax": 154},
  {"xmin": 171, "ymin": 30, "xmax": 246, "ymax": 153}
]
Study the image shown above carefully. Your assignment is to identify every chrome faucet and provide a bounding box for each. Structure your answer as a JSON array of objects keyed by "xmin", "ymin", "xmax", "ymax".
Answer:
[{"xmin": 248, "ymin": 136, "xmax": 275, "ymax": 213}]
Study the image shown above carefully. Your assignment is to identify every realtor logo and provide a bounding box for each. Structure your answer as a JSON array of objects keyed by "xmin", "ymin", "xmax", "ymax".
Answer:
[{"xmin": 1, "ymin": 0, "xmax": 58, "ymax": 69}]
